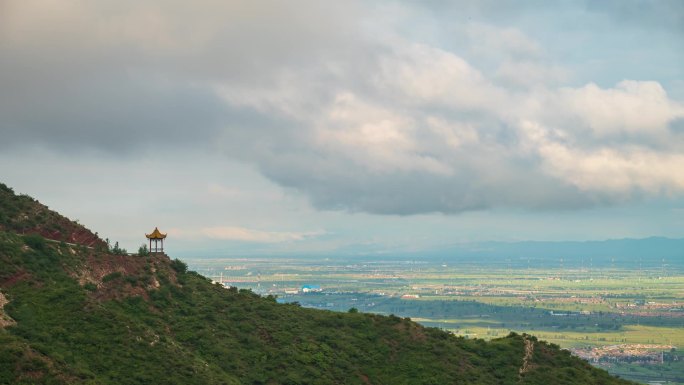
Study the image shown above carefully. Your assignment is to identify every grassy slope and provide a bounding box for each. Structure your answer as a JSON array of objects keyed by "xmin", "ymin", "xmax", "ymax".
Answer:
[{"xmin": 0, "ymin": 183, "xmax": 635, "ymax": 385}]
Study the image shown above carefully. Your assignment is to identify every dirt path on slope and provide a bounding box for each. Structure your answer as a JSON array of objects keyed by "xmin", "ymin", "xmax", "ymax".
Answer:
[
  {"xmin": 0, "ymin": 290, "xmax": 16, "ymax": 328},
  {"xmin": 519, "ymin": 337, "xmax": 534, "ymax": 381}
]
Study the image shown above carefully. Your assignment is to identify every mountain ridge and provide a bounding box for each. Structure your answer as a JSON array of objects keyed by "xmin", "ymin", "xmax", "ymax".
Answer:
[{"xmin": 0, "ymin": 182, "xmax": 635, "ymax": 384}]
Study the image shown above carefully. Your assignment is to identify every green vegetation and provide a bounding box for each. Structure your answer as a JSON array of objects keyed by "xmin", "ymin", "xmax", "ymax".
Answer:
[
  {"xmin": 170, "ymin": 258, "xmax": 188, "ymax": 274},
  {"xmin": 102, "ymin": 271, "xmax": 123, "ymax": 283},
  {"xmin": 0, "ymin": 232, "xmax": 633, "ymax": 384},
  {"xmin": 0, "ymin": 182, "xmax": 635, "ymax": 384},
  {"xmin": 610, "ymin": 356, "xmax": 684, "ymax": 385},
  {"xmin": 190, "ymin": 255, "xmax": 684, "ymax": 384},
  {"xmin": 0, "ymin": 182, "xmax": 105, "ymax": 249},
  {"xmin": 110, "ymin": 241, "xmax": 127, "ymax": 255},
  {"xmin": 138, "ymin": 244, "xmax": 149, "ymax": 257}
]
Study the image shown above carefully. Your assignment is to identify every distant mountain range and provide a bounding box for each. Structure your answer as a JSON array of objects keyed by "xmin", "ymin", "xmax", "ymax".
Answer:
[
  {"xmin": 313, "ymin": 237, "xmax": 684, "ymax": 270},
  {"xmin": 427, "ymin": 237, "xmax": 684, "ymax": 269}
]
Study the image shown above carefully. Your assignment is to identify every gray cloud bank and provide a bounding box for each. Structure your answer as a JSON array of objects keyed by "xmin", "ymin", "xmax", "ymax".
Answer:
[{"xmin": 2, "ymin": 1, "xmax": 683, "ymax": 214}]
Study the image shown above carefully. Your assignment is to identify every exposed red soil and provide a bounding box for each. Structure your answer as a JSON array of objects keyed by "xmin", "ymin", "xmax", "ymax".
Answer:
[
  {"xmin": 0, "ymin": 184, "xmax": 176, "ymax": 307},
  {"xmin": 15, "ymin": 347, "xmax": 80, "ymax": 384},
  {"xmin": 1, "ymin": 270, "xmax": 31, "ymax": 288},
  {"xmin": 359, "ymin": 373, "xmax": 372, "ymax": 385},
  {"xmin": 23, "ymin": 215, "xmax": 105, "ymax": 249},
  {"xmin": 0, "ymin": 190, "xmax": 106, "ymax": 249},
  {"xmin": 71, "ymin": 252, "xmax": 178, "ymax": 302}
]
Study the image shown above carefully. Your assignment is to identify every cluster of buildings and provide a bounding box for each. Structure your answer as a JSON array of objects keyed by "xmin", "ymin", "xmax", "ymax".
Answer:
[{"xmin": 571, "ymin": 344, "xmax": 676, "ymax": 365}]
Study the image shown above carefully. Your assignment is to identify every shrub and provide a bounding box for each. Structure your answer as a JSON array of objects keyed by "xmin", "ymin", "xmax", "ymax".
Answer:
[
  {"xmin": 23, "ymin": 234, "xmax": 47, "ymax": 251},
  {"xmin": 140, "ymin": 275, "xmax": 153, "ymax": 286},
  {"xmin": 170, "ymin": 259, "xmax": 187, "ymax": 274},
  {"xmin": 83, "ymin": 283, "xmax": 98, "ymax": 291},
  {"xmin": 111, "ymin": 241, "xmax": 127, "ymax": 255},
  {"xmin": 138, "ymin": 244, "xmax": 149, "ymax": 257},
  {"xmin": 102, "ymin": 271, "xmax": 123, "ymax": 283}
]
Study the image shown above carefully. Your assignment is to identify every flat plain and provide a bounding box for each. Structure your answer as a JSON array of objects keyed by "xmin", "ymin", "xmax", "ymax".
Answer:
[{"xmin": 189, "ymin": 255, "xmax": 684, "ymax": 384}]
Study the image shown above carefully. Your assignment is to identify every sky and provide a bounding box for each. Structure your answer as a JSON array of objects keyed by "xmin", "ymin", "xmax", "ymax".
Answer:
[{"xmin": 1, "ymin": 0, "xmax": 683, "ymax": 257}]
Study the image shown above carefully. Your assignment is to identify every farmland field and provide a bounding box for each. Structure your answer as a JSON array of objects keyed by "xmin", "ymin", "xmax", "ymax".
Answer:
[{"xmin": 189, "ymin": 255, "xmax": 684, "ymax": 384}]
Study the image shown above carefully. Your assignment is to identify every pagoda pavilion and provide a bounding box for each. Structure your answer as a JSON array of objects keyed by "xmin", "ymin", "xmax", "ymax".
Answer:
[{"xmin": 145, "ymin": 227, "xmax": 167, "ymax": 254}]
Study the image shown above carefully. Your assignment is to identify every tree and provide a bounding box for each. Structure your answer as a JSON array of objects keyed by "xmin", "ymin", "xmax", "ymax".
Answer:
[
  {"xmin": 138, "ymin": 244, "xmax": 149, "ymax": 257},
  {"xmin": 111, "ymin": 241, "xmax": 127, "ymax": 255}
]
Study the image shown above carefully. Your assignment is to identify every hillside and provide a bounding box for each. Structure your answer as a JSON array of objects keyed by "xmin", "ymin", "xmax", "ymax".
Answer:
[
  {"xmin": 0, "ymin": 183, "xmax": 634, "ymax": 385},
  {"xmin": 0, "ymin": 184, "xmax": 104, "ymax": 249}
]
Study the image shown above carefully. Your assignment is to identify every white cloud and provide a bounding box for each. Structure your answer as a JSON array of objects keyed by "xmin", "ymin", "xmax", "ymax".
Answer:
[
  {"xmin": 519, "ymin": 119, "xmax": 684, "ymax": 196},
  {"xmin": 374, "ymin": 43, "xmax": 506, "ymax": 110},
  {"xmin": 494, "ymin": 60, "xmax": 569, "ymax": 88},
  {"xmin": 200, "ymin": 227, "xmax": 323, "ymax": 243},
  {"xmin": 314, "ymin": 92, "xmax": 453, "ymax": 176},
  {"xmin": 555, "ymin": 81, "xmax": 684, "ymax": 138},
  {"xmin": 2, "ymin": 0, "xmax": 683, "ymax": 217},
  {"xmin": 219, "ymin": 38, "xmax": 684, "ymax": 213},
  {"xmin": 425, "ymin": 117, "xmax": 480, "ymax": 149}
]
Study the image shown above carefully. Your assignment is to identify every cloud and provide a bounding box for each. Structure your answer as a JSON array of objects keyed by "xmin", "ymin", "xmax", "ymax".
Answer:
[
  {"xmin": 0, "ymin": 0, "xmax": 362, "ymax": 152},
  {"xmin": 232, "ymin": 39, "xmax": 684, "ymax": 213},
  {"xmin": 199, "ymin": 227, "xmax": 323, "ymax": 243},
  {"xmin": 1, "ymin": 0, "xmax": 683, "ymax": 217},
  {"xmin": 553, "ymin": 81, "xmax": 684, "ymax": 138},
  {"xmin": 464, "ymin": 22, "xmax": 541, "ymax": 59},
  {"xmin": 494, "ymin": 60, "xmax": 569, "ymax": 88},
  {"xmin": 519, "ymin": 120, "xmax": 684, "ymax": 196},
  {"xmin": 374, "ymin": 43, "xmax": 507, "ymax": 110}
]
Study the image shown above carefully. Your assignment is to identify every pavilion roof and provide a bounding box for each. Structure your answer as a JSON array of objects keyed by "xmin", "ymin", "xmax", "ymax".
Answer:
[{"xmin": 145, "ymin": 227, "xmax": 167, "ymax": 239}]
